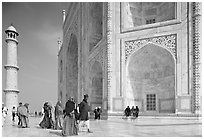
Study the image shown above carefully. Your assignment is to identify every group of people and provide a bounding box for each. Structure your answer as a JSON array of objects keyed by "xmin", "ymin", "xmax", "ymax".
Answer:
[
  {"xmin": 124, "ymin": 106, "xmax": 139, "ymax": 118},
  {"xmin": 93, "ymin": 106, "xmax": 102, "ymax": 120},
  {"xmin": 39, "ymin": 94, "xmax": 93, "ymax": 136},
  {"xmin": 2, "ymin": 102, "xmax": 30, "ymax": 128},
  {"xmin": 16, "ymin": 102, "xmax": 30, "ymax": 128}
]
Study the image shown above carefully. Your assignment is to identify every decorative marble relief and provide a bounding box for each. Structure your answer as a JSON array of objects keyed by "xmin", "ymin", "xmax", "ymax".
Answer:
[
  {"xmin": 125, "ymin": 34, "xmax": 177, "ymax": 62},
  {"xmin": 106, "ymin": 2, "xmax": 113, "ymax": 109},
  {"xmin": 192, "ymin": 2, "xmax": 201, "ymax": 113}
]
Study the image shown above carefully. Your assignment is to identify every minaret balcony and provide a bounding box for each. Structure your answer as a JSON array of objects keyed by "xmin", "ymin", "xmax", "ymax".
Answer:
[
  {"xmin": 3, "ymin": 89, "xmax": 20, "ymax": 93},
  {"xmin": 5, "ymin": 37, "xmax": 18, "ymax": 44},
  {"xmin": 4, "ymin": 65, "xmax": 19, "ymax": 70}
]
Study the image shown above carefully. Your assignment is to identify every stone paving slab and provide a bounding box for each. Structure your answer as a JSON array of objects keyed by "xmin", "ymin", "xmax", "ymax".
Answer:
[{"xmin": 2, "ymin": 116, "xmax": 202, "ymax": 137}]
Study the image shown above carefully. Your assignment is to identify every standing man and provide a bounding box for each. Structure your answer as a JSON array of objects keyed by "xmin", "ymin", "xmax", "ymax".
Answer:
[
  {"xmin": 97, "ymin": 106, "xmax": 102, "ymax": 120},
  {"xmin": 17, "ymin": 102, "xmax": 22, "ymax": 126},
  {"xmin": 94, "ymin": 107, "xmax": 98, "ymax": 120},
  {"xmin": 135, "ymin": 106, "xmax": 139, "ymax": 118},
  {"xmin": 12, "ymin": 106, "xmax": 16, "ymax": 124},
  {"xmin": 79, "ymin": 94, "xmax": 92, "ymax": 133}
]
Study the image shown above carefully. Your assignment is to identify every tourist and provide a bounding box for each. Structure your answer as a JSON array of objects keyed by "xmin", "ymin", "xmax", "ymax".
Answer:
[
  {"xmin": 79, "ymin": 94, "xmax": 92, "ymax": 133},
  {"xmin": 124, "ymin": 106, "xmax": 131, "ymax": 117},
  {"xmin": 74, "ymin": 104, "xmax": 80, "ymax": 131},
  {"xmin": 135, "ymin": 106, "xmax": 139, "ymax": 118},
  {"xmin": 50, "ymin": 103, "xmax": 55, "ymax": 127},
  {"xmin": 131, "ymin": 106, "xmax": 137, "ymax": 117},
  {"xmin": 130, "ymin": 106, "xmax": 135, "ymax": 116},
  {"xmin": 39, "ymin": 102, "xmax": 54, "ymax": 129},
  {"xmin": 2, "ymin": 103, "xmax": 8, "ymax": 127},
  {"xmin": 17, "ymin": 102, "xmax": 23, "ymax": 126},
  {"xmin": 97, "ymin": 106, "xmax": 102, "ymax": 120},
  {"xmin": 12, "ymin": 106, "xmax": 16, "ymax": 123},
  {"xmin": 18, "ymin": 103, "xmax": 29, "ymax": 128},
  {"xmin": 75, "ymin": 104, "xmax": 80, "ymax": 121},
  {"xmin": 54, "ymin": 100, "xmax": 64, "ymax": 130},
  {"xmin": 24, "ymin": 103, "xmax": 30, "ymax": 127},
  {"xmin": 62, "ymin": 97, "xmax": 78, "ymax": 136},
  {"xmin": 94, "ymin": 107, "xmax": 98, "ymax": 120}
]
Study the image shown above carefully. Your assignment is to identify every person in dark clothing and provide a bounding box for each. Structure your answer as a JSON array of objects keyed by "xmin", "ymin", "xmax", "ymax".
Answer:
[
  {"xmin": 17, "ymin": 102, "xmax": 22, "ymax": 126},
  {"xmin": 135, "ymin": 106, "xmax": 139, "ymax": 118},
  {"xmin": 79, "ymin": 94, "xmax": 92, "ymax": 133},
  {"xmin": 12, "ymin": 106, "xmax": 16, "ymax": 122},
  {"xmin": 39, "ymin": 102, "xmax": 54, "ymax": 129},
  {"xmin": 97, "ymin": 106, "xmax": 102, "ymax": 120},
  {"xmin": 94, "ymin": 107, "xmax": 98, "ymax": 120},
  {"xmin": 124, "ymin": 106, "xmax": 131, "ymax": 117},
  {"xmin": 62, "ymin": 97, "xmax": 78, "ymax": 136}
]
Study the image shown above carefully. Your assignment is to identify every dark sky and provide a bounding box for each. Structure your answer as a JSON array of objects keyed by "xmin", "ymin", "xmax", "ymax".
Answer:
[{"xmin": 2, "ymin": 2, "xmax": 70, "ymax": 112}]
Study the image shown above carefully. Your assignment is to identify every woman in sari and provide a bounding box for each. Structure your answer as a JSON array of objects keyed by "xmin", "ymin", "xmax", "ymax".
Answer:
[
  {"xmin": 62, "ymin": 97, "xmax": 78, "ymax": 136},
  {"xmin": 39, "ymin": 102, "xmax": 54, "ymax": 129},
  {"xmin": 54, "ymin": 101, "xmax": 64, "ymax": 130}
]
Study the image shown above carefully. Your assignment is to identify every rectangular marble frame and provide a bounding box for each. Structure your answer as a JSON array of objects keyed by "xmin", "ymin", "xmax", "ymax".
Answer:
[
  {"xmin": 177, "ymin": 95, "xmax": 192, "ymax": 112},
  {"xmin": 159, "ymin": 98, "xmax": 175, "ymax": 113},
  {"xmin": 112, "ymin": 97, "xmax": 124, "ymax": 111}
]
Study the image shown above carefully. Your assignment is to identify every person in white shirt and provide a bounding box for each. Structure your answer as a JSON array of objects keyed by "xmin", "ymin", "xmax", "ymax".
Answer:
[{"xmin": 2, "ymin": 103, "xmax": 8, "ymax": 127}]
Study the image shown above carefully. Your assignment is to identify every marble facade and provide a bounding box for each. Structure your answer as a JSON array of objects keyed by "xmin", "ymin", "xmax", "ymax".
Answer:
[{"xmin": 58, "ymin": 2, "xmax": 202, "ymax": 117}]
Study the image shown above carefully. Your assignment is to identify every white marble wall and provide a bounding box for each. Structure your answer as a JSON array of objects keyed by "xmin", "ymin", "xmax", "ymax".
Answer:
[{"xmin": 58, "ymin": 2, "xmax": 201, "ymax": 115}]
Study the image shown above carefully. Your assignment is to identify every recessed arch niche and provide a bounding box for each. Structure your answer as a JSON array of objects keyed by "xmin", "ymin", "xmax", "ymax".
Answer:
[
  {"xmin": 90, "ymin": 61, "xmax": 103, "ymax": 110},
  {"xmin": 66, "ymin": 34, "xmax": 78, "ymax": 103},
  {"xmin": 89, "ymin": 2, "xmax": 103, "ymax": 52},
  {"xmin": 126, "ymin": 43, "xmax": 175, "ymax": 113},
  {"xmin": 122, "ymin": 2, "xmax": 176, "ymax": 29}
]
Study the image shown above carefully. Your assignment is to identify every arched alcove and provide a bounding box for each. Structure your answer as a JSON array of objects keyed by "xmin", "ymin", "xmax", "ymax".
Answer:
[
  {"xmin": 126, "ymin": 43, "xmax": 175, "ymax": 113},
  {"xmin": 90, "ymin": 61, "xmax": 103, "ymax": 110},
  {"xmin": 89, "ymin": 2, "xmax": 103, "ymax": 51},
  {"xmin": 66, "ymin": 34, "xmax": 78, "ymax": 103},
  {"xmin": 122, "ymin": 2, "xmax": 176, "ymax": 29}
]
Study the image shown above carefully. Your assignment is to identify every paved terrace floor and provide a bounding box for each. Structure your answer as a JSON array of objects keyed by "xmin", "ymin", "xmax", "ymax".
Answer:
[{"xmin": 2, "ymin": 116, "xmax": 202, "ymax": 137}]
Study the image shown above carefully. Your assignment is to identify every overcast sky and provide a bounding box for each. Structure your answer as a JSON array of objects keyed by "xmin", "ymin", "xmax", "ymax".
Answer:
[{"xmin": 2, "ymin": 2, "xmax": 70, "ymax": 112}]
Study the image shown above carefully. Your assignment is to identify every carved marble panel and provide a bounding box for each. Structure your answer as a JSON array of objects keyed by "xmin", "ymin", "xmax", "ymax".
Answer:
[{"xmin": 125, "ymin": 34, "xmax": 177, "ymax": 62}]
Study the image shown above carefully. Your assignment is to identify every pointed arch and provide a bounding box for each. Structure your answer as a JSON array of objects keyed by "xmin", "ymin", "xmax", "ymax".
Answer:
[{"xmin": 126, "ymin": 43, "xmax": 175, "ymax": 113}]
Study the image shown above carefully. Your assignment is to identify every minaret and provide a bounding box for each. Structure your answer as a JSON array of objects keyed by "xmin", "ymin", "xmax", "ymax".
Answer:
[
  {"xmin": 62, "ymin": 9, "xmax": 66, "ymax": 24},
  {"xmin": 57, "ymin": 38, "xmax": 61, "ymax": 51},
  {"xmin": 4, "ymin": 24, "xmax": 19, "ymax": 124}
]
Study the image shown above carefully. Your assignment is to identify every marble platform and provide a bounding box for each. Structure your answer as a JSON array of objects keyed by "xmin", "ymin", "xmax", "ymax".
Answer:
[{"xmin": 2, "ymin": 116, "xmax": 202, "ymax": 137}]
